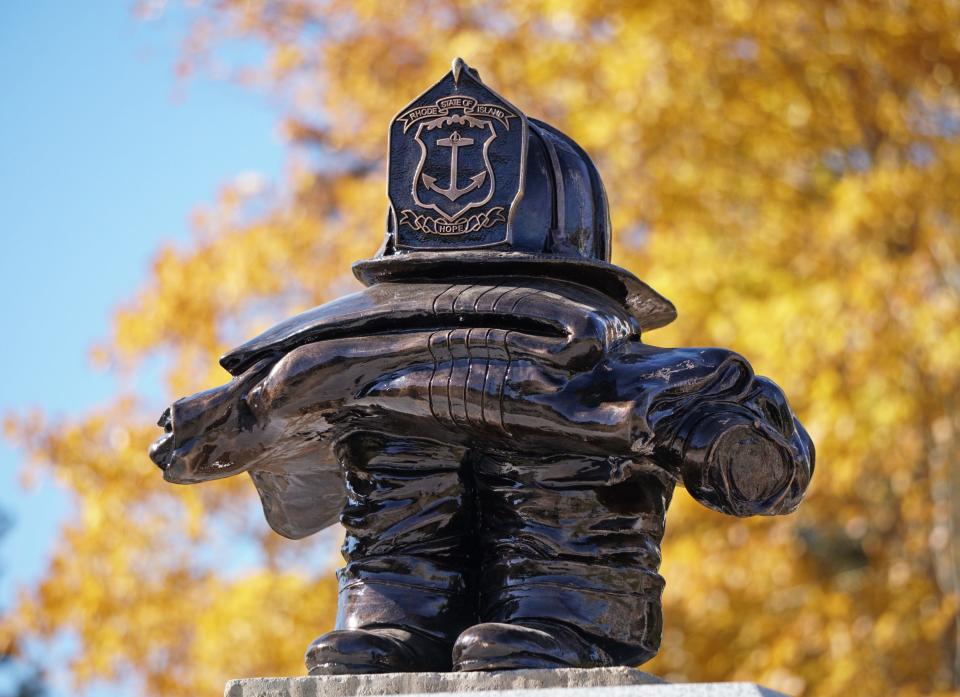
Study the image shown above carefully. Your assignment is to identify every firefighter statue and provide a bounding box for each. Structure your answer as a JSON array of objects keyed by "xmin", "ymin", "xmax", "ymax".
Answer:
[{"xmin": 149, "ymin": 59, "xmax": 814, "ymax": 676}]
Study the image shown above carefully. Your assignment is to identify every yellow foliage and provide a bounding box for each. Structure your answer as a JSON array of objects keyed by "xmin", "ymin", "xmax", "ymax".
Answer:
[{"xmin": 5, "ymin": 1, "xmax": 960, "ymax": 695}]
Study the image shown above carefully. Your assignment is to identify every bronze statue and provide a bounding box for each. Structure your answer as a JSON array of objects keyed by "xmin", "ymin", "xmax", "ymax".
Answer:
[{"xmin": 149, "ymin": 59, "xmax": 814, "ymax": 676}]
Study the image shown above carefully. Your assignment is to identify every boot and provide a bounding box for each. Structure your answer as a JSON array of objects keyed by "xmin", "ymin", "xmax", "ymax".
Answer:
[
  {"xmin": 452, "ymin": 620, "xmax": 612, "ymax": 671},
  {"xmin": 457, "ymin": 450, "xmax": 670, "ymax": 670},
  {"xmin": 305, "ymin": 434, "xmax": 477, "ymax": 674},
  {"xmin": 307, "ymin": 627, "xmax": 449, "ymax": 675}
]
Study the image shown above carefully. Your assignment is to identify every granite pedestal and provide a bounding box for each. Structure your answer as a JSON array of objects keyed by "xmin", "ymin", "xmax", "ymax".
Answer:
[{"xmin": 225, "ymin": 668, "xmax": 788, "ymax": 697}]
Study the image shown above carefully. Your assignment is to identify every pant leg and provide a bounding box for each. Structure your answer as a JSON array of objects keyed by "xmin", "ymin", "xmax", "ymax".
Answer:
[
  {"xmin": 335, "ymin": 433, "xmax": 477, "ymax": 644},
  {"xmin": 473, "ymin": 451, "xmax": 672, "ymax": 665}
]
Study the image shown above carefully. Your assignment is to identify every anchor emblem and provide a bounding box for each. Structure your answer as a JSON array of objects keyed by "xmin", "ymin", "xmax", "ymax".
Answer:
[
  {"xmin": 389, "ymin": 60, "xmax": 525, "ymax": 245},
  {"xmin": 412, "ymin": 115, "xmax": 496, "ymax": 222},
  {"xmin": 421, "ymin": 131, "xmax": 487, "ymax": 202}
]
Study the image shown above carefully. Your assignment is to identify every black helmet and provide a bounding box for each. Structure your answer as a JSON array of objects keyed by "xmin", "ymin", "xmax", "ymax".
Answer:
[{"xmin": 353, "ymin": 58, "xmax": 676, "ymax": 330}]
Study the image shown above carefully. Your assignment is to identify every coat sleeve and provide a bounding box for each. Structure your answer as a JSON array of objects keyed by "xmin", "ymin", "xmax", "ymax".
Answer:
[{"xmin": 643, "ymin": 348, "xmax": 815, "ymax": 517}]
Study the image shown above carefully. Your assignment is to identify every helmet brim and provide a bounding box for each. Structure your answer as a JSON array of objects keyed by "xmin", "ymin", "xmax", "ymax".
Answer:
[{"xmin": 352, "ymin": 251, "xmax": 676, "ymax": 331}]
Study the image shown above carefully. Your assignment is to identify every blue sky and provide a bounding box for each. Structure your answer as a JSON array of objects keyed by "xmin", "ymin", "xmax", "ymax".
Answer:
[{"xmin": 0, "ymin": 3, "xmax": 284, "ymax": 693}]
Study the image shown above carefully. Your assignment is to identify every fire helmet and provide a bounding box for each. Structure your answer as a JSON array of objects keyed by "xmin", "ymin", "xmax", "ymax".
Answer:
[{"xmin": 353, "ymin": 58, "xmax": 675, "ymax": 330}]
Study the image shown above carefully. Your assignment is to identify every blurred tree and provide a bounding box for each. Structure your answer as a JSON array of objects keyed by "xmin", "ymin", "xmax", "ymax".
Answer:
[
  {"xmin": 0, "ymin": 653, "xmax": 44, "ymax": 697},
  {"xmin": 0, "ymin": 514, "xmax": 47, "ymax": 697},
  {"xmin": 4, "ymin": 1, "xmax": 960, "ymax": 695}
]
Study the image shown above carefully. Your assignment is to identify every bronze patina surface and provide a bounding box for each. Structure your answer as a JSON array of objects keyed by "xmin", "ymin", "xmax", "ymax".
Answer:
[{"xmin": 149, "ymin": 59, "xmax": 814, "ymax": 675}]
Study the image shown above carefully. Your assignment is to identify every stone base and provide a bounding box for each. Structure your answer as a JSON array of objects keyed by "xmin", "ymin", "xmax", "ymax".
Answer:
[{"xmin": 224, "ymin": 668, "xmax": 787, "ymax": 697}]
